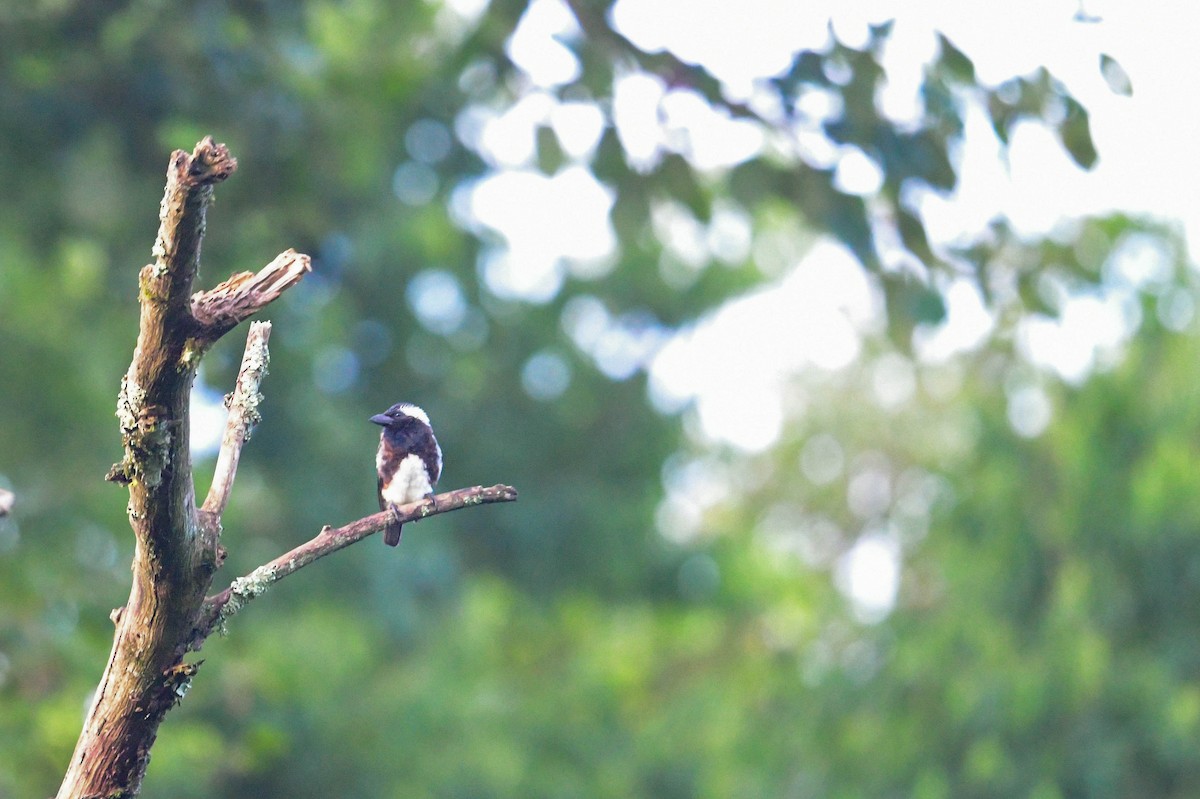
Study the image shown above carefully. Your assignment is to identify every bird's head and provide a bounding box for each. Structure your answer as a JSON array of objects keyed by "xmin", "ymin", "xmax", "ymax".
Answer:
[{"xmin": 370, "ymin": 402, "xmax": 432, "ymax": 428}]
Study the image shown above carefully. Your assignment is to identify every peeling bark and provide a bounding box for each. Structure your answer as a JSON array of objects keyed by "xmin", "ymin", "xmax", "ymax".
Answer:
[
  {"xmin": 55, "ymin": 138, "xmax": 515, "ymax": 798},
  {"xmin": 56, "ymin": 139, "xmax": 310, "ymax": 799}
]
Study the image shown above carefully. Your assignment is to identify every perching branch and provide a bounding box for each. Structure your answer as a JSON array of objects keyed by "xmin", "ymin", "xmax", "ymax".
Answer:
[
  {"xmin": 56, "ymin": 137, "xmax": 514, "ymax": 799},
  {"xmin": 56, "ymin": 139, "xmax": 312, "ymax": 799},
  {"xmin": 187, "ymin": 484, "xmax": 518, "ymax": 650}
]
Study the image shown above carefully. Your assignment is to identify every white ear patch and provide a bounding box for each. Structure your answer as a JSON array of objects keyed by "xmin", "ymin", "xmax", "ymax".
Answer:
[{"xmin": 395, "ymin": 403, "xmax": 431, "ymax": 426}]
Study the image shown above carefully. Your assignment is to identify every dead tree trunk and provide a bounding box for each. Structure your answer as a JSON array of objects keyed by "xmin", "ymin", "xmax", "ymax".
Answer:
[{"xmin": 54, "ymin": 138, "xmax": 516, "ymax": 799}]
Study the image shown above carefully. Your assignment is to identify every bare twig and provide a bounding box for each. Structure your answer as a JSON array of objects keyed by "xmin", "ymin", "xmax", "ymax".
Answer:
[
  {"xmin": 562, "ymin": 0, "xmax": 764, "ymax": 123},
  {"xmin": 56, "ymin": 138, "xmax": 309, "ymax": 799},
  {"xmin": 187, "ymin": 484, "xmax": 518, "ymax": 650},
  {"xmin": 191, "ymin": 249, "xmax": 311, "ymax": 341},
  {"xmin": 201, "ymin": 321, "xmax": 272, "ymax": 519},
  {"xmin": 58, "ymin": 135, "xmax": 513, "ymax": 799}
]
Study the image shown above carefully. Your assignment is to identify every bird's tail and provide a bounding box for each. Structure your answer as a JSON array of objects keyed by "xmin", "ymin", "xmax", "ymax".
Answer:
[{"xmin": 383, "ymin": 521, "xmax": 403, "ymax": 546}]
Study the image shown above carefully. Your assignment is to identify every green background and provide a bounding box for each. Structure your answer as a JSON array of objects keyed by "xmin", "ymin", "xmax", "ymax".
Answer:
[{"xmin": 1, "ymin": 3, "xmax": 1195, "ymax": 797}]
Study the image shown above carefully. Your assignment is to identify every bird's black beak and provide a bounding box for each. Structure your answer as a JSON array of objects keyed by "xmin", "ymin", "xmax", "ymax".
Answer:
[{"xmin": 369, "ymin": 413, "xmax": 392, "ymax": 426}]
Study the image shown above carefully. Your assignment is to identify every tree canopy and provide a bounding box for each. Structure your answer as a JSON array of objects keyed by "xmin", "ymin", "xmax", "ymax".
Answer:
[{"xmin": 0, "ymin": 2, "xmax": 1194, "ymax": 797}]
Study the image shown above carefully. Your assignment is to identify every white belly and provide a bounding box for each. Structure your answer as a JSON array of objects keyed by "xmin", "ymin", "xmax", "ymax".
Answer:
[{"xmin": 381, "ymin": 454, "xmax": 434, "ymax": 505}]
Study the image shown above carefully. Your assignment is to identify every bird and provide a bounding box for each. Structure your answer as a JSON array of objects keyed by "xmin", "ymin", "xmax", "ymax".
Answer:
[{"xmin": 371, "ymin": 402, "xmax": 442, "ymax": 546}]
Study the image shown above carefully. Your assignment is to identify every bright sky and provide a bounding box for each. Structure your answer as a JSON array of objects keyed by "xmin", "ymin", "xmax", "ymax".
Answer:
[
  {"xmin": 196, "ymin": 0, "xmax": 1200, "ymax": 619},
  {"xmin": 452, "ymin": 0, "xmax": 1200, "ymax": 620},
  {"xmin": 457, "ymin": 0, "xmax": 1200, "ymax": 455}
]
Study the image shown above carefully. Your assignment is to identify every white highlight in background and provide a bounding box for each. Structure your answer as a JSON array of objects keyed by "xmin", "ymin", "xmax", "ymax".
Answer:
[{"xmin": 836, "ymin": 528, "xmax": 901, "ymax": 623}]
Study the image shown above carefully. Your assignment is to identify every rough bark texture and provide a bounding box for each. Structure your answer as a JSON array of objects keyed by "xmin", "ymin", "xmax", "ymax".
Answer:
[
  {"xmin": 56, "ymin": 139, "xmax": 310, "ymax": 799},
  {"xmin": 55, "ymin": 139, "xmax": 516, "ymax": 799},
  {"xmin": 198, "ymin": 320, "xmax": 273, "ymax": 545}
]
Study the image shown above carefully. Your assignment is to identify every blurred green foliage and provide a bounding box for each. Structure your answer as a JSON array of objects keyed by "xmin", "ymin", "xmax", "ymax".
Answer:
[{"xmin": 0, "ymin": 1, "xmax": 1194, "ymax": 797}]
